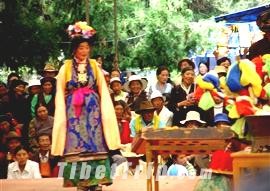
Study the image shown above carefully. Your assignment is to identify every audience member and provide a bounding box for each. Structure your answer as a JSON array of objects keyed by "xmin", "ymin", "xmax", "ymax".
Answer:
[
  {"xmin": 113, "ymin": 100, "xmax": 132, "ymax": 144},
  {"xmin": 42, "ymin": 63, "xmax": 58, "ymax": 78},
  {"xmin": 167, "ymin": 154, "xmax": 196, "ymax": 176},
  {"xmin": 214, "ymin": 113, "xmax": 231, "ymax": 129},
  {"xmin": 7, "ymin": 73, "xmax": 20, "ymax": 88},
  {"xmin": 29, "ymin": 105, "xmax": 54, "ymax": 152},
  {"xmin": 150, "ymin": 91, "xmax": 173, "ymax": 126},
  {"xmin": 31, "ymin": 133, "xmax": 59, "ymax": 177},
  {"xmin": 31, "ymin": 77, "xmax": 56, "ymax": 117},
  {"xmin": 110, "ymin": 77, "xmax": 128, "ymax": 102},
  {"xmin": 168, "ymin": 67, "xmax": 203, "ymax": 126},
  {"xmin": 7, "ymin": 146, "xmax": 41, "ymax": 179},
  {"xmin": 180, "ymin": 111, "xmax": 206, "ymax": 128},
  {"xmin": 0, "ymin": 131, "xmax": 22, "ymax": 179},
  {"xmin": 216, "ymin": 57, "xmax": 231, "ymax": 72},
  {"xmin": 130, "ymin": 101, "xmax": 165, "ymax": 138},
  {"xmin": 124, "ymin": 75, "xmax": 148, "ymax": 112},
  {"xmin": 174, "ymin": 59, "xmax": 195, "ymax": 86},
  {"xmin": 197, "ymin": 62, "xmax": 209, "ymax": 76},
  {"xmin": 148, "ymin": 66, "xmax": 173, "ymax": 103},
  {"xmin": 248, "ymin": 9, "xmax": 270, "ymax": 60}
]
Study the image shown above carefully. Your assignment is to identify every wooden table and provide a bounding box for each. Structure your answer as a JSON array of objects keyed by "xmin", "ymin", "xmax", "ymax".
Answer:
[
  {"xmin": 131, "ymin": 127, "xmax": 233, "ymax": 191},
  {"xmin": 231, "ymin": 151, "xmax": 270, "ymax": 191},
  {"xmin": 0, "ymin": 178, "xmax": 77, "ymax": 191},
  {"xmin": 245, "ymin": 115, "xmax": 270, "ymax": 152}
]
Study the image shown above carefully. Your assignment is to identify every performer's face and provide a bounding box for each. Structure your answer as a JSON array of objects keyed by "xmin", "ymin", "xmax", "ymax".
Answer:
[{"xmin": 75, "ymin": 42, "xmax": 90, "ymax": 61}]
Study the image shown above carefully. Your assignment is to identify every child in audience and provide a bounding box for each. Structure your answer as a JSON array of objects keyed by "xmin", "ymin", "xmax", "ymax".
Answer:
[
  {"xmin": 214, "ymin": 113, "xmax": 231, "ymax": 129},
  {"xmin": 174, "ymin": 154, "xmax": 196, "ymax": 176},
  {"xmin": 167, "ymin": 154, "xmax": 196, "ymax": 176}
]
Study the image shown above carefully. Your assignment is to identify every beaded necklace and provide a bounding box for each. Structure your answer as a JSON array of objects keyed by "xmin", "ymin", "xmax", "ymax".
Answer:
[{"xmin": 72, "ymin": 58, "xmax": 89, "ymax": 87}]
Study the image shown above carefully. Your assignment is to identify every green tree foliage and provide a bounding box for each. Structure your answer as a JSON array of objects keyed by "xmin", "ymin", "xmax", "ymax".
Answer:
[{"xmin": 0, "ymin": 0, "xmax": 267, "ymax": 71}]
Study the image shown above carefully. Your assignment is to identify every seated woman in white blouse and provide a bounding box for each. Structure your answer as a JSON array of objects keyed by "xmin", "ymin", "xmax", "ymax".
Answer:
[{"xmin": 7, "ymin": 146, "xmax": 41, "ymax": 179}]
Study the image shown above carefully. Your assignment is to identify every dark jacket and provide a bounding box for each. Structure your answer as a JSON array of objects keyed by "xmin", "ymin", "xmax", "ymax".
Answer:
[
  {"xmin": 168, "ymin": 84, "xmax": 207, "ymax": 127},
  {"xmin": 31, "ymin": 150, "xmax": 60, "ymax": 177},
  {"xmin": 126, "ymin": 90, "xmax": 148, "ymax": 111}
]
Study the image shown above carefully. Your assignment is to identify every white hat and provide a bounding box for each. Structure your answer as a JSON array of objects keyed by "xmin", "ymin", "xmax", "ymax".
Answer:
[
  {"xmin": 110, "ymin": 77, "xmax": 121, "ymax": 84},
  {"xmin": 28, "ymin": 79, "xmax": 41, "ymax": 88},
  {"xmin": 180, "ymin": 111, "xmax": 206, "ymax": 125},
  {"xmin": 150, "ymin": 91, "xmax": 164, "ymax": 101},
  {"xmin": 123, "ymin": 75, "xmax": 147, "ymax": 92}
]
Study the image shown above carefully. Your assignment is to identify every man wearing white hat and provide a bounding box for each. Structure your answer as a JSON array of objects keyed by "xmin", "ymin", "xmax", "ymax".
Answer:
[
  {"xmin": 27, "ymin": 79, "xmax": 41, "ymax": 96},
  {"xmin": 123, "ymin": 75, "xmax": 148, "ymax": 111},
  {"xmin": 180, "ymin": 111, "xmax": 206, "ymax": 129},
  {"xmin": 150, "ymin": 91, "xmax": 173, "ymax": 127},
  {"xmin": 110, "ymin": 77, "xmax": 128, "ymax": 102}
]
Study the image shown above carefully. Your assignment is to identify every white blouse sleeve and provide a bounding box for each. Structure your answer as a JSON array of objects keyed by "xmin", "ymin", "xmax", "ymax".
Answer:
[
  {"xmin": 7, "ymin": 163, "xmax": 15, "ymax": 179},
  {"xmin": 32, "ymin": 162, "xmax": 42, "ymax": 179}
]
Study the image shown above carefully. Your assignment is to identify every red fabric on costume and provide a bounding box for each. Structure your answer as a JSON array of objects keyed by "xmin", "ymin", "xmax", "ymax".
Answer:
[
  {"xmin": 235, "ymin": 99, "xmax": 255, "ymax": 116},
  {"xmin": 193, "ymin": 86, "xmax": 204, "ymax": 101},
  {"xmin": 252, "ymin": 56, "xmax": 265, "ymax": 80},
  {"xmin": 259, "ymin": 88, "xmax": 267, "ymax": 99},
  {"xmin": 120, "ymin": 120, "xmax": 132, "ymax": 144},
  {"xmin": 238, "ymin": 88, "xmax": 250, "ymax": 96},
  {"xmin": 209, "ymin": 150, "xmax": 233, "ymax": 174}
]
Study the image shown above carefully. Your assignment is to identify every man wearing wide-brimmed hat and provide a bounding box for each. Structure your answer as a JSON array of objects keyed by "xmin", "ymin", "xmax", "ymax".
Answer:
[
  {"xmin": 123, "ymin": 75, "xmax": 148, "ymax": 111},
  {"xmin": 130, "ymin": 100, "xmax": 165, "ymax": 137},
  {"xmin": 42, "ymin": 63, "xmax": 58, "ymax": 78},
  {"xmin": 180, "ymin": 110, "xmax": 206, "ymax": 129}
]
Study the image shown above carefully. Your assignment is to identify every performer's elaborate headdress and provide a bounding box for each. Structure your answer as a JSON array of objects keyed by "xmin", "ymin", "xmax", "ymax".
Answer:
[{"xmin": 67, "ymin": 21, "xmax": 96, "ymax": 50}]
